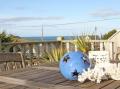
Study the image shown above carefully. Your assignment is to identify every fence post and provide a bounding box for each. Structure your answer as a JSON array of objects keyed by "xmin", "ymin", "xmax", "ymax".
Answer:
[
  {"xmin": 29, "ymin": 44, "xmax": 34, "ymax": 66},
  {"xmin": 91, "ymin": 42, "xmax": 94, "ymax": 51},
  {"xmin": 38, "ymin": 43, "xmax": 43, "ymax": 58},
  {"xmin": 66, "ymin": 42, "xmax": 70, "ymax": 52},
  {"xmin": 100, "ymin": 42, "xmax": 104, "ymax": 51},
  {"xmin": 75, "ymin": 44, "xmax": 78, "ymax": 51}
]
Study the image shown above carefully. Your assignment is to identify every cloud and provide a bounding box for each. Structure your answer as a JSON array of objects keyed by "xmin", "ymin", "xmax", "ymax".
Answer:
[
  {"xmin": 90, "ymin": 9, "xmax": 120, "ymax": 17},
  {"xmin": 0, "ymin": 16, "xmax": 64, "ymax": 23}
]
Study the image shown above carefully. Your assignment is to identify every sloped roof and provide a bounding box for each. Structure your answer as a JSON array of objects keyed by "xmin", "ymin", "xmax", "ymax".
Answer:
[{"xmin": 108, "ymin": 31, "xmax": 120, "ymax": 41}]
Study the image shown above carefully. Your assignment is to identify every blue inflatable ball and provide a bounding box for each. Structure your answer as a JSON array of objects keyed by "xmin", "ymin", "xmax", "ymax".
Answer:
[{"xmin": 59, "ymin": 51, "xmax": 90, "ymax": 80}]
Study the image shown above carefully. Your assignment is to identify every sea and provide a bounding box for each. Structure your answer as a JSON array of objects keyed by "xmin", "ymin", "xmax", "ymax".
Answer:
[{"xmin": 22, "ymin": 36, "xmax": 74, "ymax": 42}]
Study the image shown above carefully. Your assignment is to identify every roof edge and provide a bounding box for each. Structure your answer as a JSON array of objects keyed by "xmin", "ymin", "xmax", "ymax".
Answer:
[{"xmin": 108, "ymin": 31, "xmax": 120, "ymax": 41}]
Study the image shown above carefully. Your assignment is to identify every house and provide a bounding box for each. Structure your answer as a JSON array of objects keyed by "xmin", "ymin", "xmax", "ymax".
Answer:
[
  {"xmin": 88, "ymin": 31, "xmax": 120, "ymax": 60},
  {"xmin": 108, "ymin": 31, "xmax": 120, "ymax": 60}
]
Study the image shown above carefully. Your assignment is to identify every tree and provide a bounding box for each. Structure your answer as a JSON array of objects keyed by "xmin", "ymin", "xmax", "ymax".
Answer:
[
  {"xmin": 0, "ymin": 31, "xmax": 23, "ymax": 51},
  {"xmin": 102, "ymin": 29, "xmax": 117, "ymax": 40},
  {"xmin": 0, "ymin": 31, "xmax": 22, "ymax": 43},
  {"xmin": 0, "ymin": 31, "xmax": 12, "ymax": 42}
]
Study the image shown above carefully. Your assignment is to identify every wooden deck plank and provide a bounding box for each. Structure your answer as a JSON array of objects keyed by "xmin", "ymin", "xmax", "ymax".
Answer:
[
  {"xmin": 116, "ymin": 86, "xmax": 120, "ymax": 89},
  {"xmin": 6, "ymin": 66, "xmax": 59, "ymax": 81},
  {"xmin": 0, "ymin": 75, "xmax": 82, "ymax": 89},
  {"xmin": 60, "ymin": 80, "xmax": 79, "ymax": 86},
  {"xmin": 79, "ymin": 83, "xmax": 95, "ymax": 88},
  {"xmin": 9, "ymin": 85, "xmax": 38, "ymax": 89},
  {"xmin": 72, "ymin": 81, "xmax": 95, "ymax": 88},
  {"xmin": 101, "ymin": 81, "xmax": 120, "ymax": 89},
  {"xmin": 71, "ymin": 80, "xmax": 95, "ymax": 87},
  {"xmin": 0, "ymin": 67, "xmax": 35, "ymax": 76},
  {"xmin": 72, "ymin": 81, "xmax": 94, "ymax": 87},
  {"xmin": 0, "ymin": 65, "xmax": 48, "ymax": 76},
  {"xmin": 0, "ymin": 75, "xmax": 53, "ymax": 89},
  {"xmin": 44, "ymin": 72, "xmax": 68, "ymax": 85},
  {"xmin": 9, "ymin": 69, "xmax": 47, "ymax": 78},
  {"xmin": 81, "ymin": 80, "xmax": 114, "ymax": 89},
  {"xmin": 1, "ymin": 66, "xmax": 59, "ymax": 83},
  {"xmin": 58, "ymin": 80, "xmax": 95, "ymax": 88},
  {"xmin": 0, "ymin": 66, "xmax": 58, "ymax": 76},
  {"xmin": 16, "ymin": 70, "xmax": 55, "ymax": 82},
  {"xmin": 0, "ymin": 84, "xmax": 18, "ymax": 89},
  {"xmin": 0, "ymin": 83, "xmax": 11, "ymax": 88},
  {"xmin": 20, "ymin": 70, "xmax": 51, "ymax": 80},
  {"xmin": 39, "ymin": 72, "xmax": 61, "ymax": 81},
  {"xmin": 8, "ymin": 68, "xmax": 42, "ymax": 77},
  {"xmin": 0, "ymin": 82, "xmax": 18, "ymax": 89},
  {"xmin": 0, "ymin": 66, "xmax": 120, "ymax": 89},
  {"xmin": 0, "ymin": 82, "xmax": 7, "ymax": 88},
  {"xmin": 32, "ymin": 70, "xmax": 59, "ymax": 82},
  {"xmin": 47, "ymin": 75, "xmax": 67, "ymax": 84},
  {"xmin": 58, "ymin": 80, "xmax": 76, "ymax": 85},
  {"xmin": 23, "ymin": 70, "xmax": 58, "ymax": 83},
  {"xmin": 2, "ymin": 69, "xmax": 58, "ymax": 86}
]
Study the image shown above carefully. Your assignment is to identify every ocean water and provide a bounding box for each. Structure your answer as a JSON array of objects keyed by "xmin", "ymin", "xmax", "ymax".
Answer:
[{"xmin": 22, "ymin": 36, "xmax": 74, "ymax": 42}]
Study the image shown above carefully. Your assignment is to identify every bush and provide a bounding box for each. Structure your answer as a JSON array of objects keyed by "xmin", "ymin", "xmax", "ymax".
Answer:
[
  {"xmin": 73, "ymin": 36, "xmax": 91, "ymax": 54},
  {"xmin": 42, "ymin": 47, "xmax": 66, "ymax": 62}
]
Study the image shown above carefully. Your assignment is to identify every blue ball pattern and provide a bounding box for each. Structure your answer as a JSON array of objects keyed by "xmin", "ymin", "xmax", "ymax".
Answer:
[{"xmin": 59, "ymin": 51, "xmax": 90, "ymax": 80}]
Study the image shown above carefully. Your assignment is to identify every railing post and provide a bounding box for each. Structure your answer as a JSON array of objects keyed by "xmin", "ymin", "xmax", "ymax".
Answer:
[
  {"xmin": 75, "ymin": 44, "xmax": 78, "ymax": 51},
  {"xmin": 39, "ymin": 43, "xmax": 43, "ymax": 58},
  {"xmin": 100, "ymin": 42, "xmax": 104, "ymax": 51},
  {"xmin": 66, "ymin": 42, "xmax": 70, "ymax": 52},
  {"xmin": 37, "ymin": 44, "xmax": 40, "ymax": 59},
  {"xmin": 37, "ymin": 43, "xmax": 42, "ymax": 58},
  {"xmin": 91, "ymin": 42, "xmax": 94, "ymax": 51},
  {"xmin": 46, "ymin": 43, "xmax": 49, "ymax": 52},
  {"xmin": 29, "ymin": 44, "xmax": 34, "ymax": 66},
  {"xmin": 13, "ymin": 46, "xmax": 17, "ymax": 52},
  {"xmin": 21, "ymin": 44, "xmax": 26, "ymax": 59}
]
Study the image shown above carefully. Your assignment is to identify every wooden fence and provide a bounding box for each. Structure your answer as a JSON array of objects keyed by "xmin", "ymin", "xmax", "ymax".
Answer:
[{"xmin": 0, "ymin": 40, "xmax": 115, "ymax": 60}]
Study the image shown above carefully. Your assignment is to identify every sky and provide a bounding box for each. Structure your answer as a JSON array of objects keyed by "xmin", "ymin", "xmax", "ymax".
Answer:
[{"xmin": 0, "ymin": 0, "xmax": 120, "ymax": 37}]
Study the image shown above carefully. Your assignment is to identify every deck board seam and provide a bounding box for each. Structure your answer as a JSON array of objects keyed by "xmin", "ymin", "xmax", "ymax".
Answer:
[{"xmin": 100, "ymin": 80, "xmax": 115, "ymax": 89}]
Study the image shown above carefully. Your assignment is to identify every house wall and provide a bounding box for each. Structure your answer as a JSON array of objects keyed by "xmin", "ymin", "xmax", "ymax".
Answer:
[
  {"xmin": 108, "ymin": 32, "xmax": 120, "ymax": 60},
  {"xmin": 103, "ymin": 41, "xmax": 114, "ymax": 60}
]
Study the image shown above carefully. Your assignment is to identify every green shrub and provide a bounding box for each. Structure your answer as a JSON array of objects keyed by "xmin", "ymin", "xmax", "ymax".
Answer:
[
  {"xmin": 73, "ymin": 36, "xmax": 91, "ymax": 54},
  {"xmin": 42, "ymin": 47, "xmax": 66, "ymax": 62}
]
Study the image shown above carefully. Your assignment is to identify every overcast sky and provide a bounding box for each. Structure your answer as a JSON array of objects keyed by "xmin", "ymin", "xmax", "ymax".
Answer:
[{"xmin": 0, "ymin": 0, "xmax": 120, "ymax": 37}]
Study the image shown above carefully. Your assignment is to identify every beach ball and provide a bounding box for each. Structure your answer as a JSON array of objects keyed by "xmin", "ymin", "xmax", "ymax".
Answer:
[{"xmin": 59, "ymin": 51, "xmax": 90, "ymax": 80}]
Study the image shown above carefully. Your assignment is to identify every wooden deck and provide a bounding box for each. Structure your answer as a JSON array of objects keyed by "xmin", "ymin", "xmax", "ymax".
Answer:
[{"xmin": 0, "ymin": 66, "xmax": 120, "ymax": 89}]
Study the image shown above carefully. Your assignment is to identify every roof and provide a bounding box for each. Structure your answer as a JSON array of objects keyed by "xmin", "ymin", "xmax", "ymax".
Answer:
[{"xmin": 108, "ymin": 31, "xmax": 120, "ymax": 41}]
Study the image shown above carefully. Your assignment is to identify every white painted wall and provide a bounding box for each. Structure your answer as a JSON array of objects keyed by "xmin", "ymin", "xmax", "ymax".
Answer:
[{"xmin": 108, "ymin": 31, "xmax": 120, "ymax": 60}]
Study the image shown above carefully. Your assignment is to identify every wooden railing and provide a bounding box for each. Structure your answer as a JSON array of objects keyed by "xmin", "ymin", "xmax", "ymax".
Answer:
[
  {"xmin": 62, "ymin": 40, "xmax": 115, "ymax": 60},
  {"xmin": 0, "ymin": 40, "xmax": 116, "ymax": 60},
  {"xmin": 1, "ymin": 41, "xmax": 62, "ymax": 59}
]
